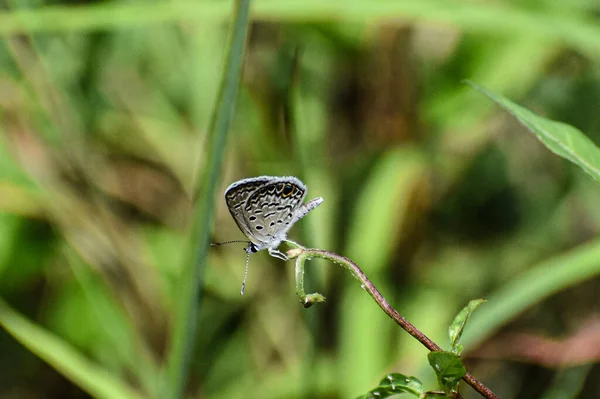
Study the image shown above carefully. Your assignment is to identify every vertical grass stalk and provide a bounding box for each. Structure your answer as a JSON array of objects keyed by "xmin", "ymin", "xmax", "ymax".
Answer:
[{"xmin": 164, "ymin": 1, "xmax": 252, "ymax": 398}]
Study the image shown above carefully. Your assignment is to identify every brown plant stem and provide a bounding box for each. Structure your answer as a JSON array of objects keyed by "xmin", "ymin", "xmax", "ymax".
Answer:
[{"xmin": 288, "ymin": 247, "xmax": 499, "ymax": 399}]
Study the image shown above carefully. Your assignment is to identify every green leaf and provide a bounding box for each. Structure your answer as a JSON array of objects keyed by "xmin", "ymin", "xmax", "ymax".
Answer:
[
  {"xmin": 427, "ymin": 352, "xmax": 467, "ymax": 394},
  {"xmin": 355, "ymin": 373, "xmax": 424, "ymax": 399},
  {"xmin": 449, "ymin": 299, "xmax": 486, "ymax": 355},
  {"xmin": 0, "ymin": 298, "xmax": 143, "ymax": 399},
  {"xmin": 467, "ymin": 80, "xmax": 600, "ymax": 183}
]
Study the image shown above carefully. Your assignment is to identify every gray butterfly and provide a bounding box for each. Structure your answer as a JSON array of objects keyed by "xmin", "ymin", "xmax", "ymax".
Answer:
[{"xmin": 218, "ymin": 176, "xmax": 323, "ymax": 293}]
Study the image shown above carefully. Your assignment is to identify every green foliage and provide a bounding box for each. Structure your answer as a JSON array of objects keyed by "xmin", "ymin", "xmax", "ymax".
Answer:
[
  {"xmin": 449, "ymin": 299, "xmax": 486, "ymax": 355},
  {"xmin": 354, "ymin": 299, "xmax": 479, "ymax": 398},
  {"xmin": 468, "ymin": 80, "xmax": 600, "ymax": 184},
  {"xmin": 1, "ymin": 1, "xmax": 600, "ymax": 399},
  {"xmin": 354, "ymin": 373, "xmax": 424, "ymax": 399},
  {"xmin": 355, "ymin": 354, "xmax": 469, "ymax": 399},
  {"xmin": 427, "ymin": 352, "xmax": 467, "ymax": 396},
  {"xmin": 0, "ymin": 298, "xmax": 144, "ymax": 399},
  {"xmin": 461, "ymin": 238, "xmax": 600, "ymax": 350}
]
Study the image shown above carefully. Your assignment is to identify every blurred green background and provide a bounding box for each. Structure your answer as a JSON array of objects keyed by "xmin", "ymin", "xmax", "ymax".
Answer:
[{"xmin": 1, "ymin": 0, "xmax": 600, "ymax": 398}]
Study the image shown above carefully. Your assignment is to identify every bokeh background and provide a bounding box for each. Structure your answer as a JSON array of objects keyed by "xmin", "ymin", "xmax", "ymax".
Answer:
[{"xmin": 1, "ymin": 0, "xmax": 600, "ymax": 398}]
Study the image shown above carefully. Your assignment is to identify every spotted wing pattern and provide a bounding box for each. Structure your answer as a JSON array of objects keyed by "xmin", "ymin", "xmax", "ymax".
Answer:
[{"xmin": 225, "ymin": 176, "xmax": 307, "ymax": 250}]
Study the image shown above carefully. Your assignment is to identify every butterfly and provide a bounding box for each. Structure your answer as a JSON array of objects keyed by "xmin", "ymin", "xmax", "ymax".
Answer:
[{"xmin": 215, "ymin": 176, "xmax": 323, "ymax": 294}]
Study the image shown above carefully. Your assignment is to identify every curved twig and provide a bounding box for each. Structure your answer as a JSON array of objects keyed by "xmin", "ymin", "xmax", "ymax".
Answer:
[{"xmin": 287, "ymin": 247, "xmax": 499, "ymax": 399}]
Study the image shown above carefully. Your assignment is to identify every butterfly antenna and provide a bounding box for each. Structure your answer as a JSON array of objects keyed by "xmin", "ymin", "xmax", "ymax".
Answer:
[
  {"xmin": 240, "ymin": 250, "xmax": 251, "ymax": 295},
  {"xmin": 211, "ymin": 240, "xmax": 248, "ymax": 247}
]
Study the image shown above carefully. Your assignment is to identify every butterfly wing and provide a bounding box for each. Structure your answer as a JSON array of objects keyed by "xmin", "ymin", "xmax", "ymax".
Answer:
[
  {"xmin": 225, "ymin": 177, "xmax": 273, "ymax": 247},
  {"xmin": 243, "ymin": 178, "xmax": 307, "ymax": 249}
]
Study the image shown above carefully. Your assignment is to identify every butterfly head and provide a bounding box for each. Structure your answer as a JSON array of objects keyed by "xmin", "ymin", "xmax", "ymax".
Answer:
[{"xmin": 245, "ymin": 242, "xmax": 259, "ymax": 254}]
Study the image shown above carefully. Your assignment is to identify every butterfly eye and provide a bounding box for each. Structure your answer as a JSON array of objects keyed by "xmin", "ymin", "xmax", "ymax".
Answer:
[{"xmin": 282, "ymin": 184, "xmax": 294, "ymax": 197}]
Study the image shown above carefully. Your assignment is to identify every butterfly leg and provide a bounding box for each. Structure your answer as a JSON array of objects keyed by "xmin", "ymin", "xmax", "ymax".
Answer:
[
  {"xmin": 283, "ymin": 238, "xmax": 303, "ymax": 249},
  {"xmin": 268, "ymin": 248, "xmax": 288, "ymax": 261}
]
